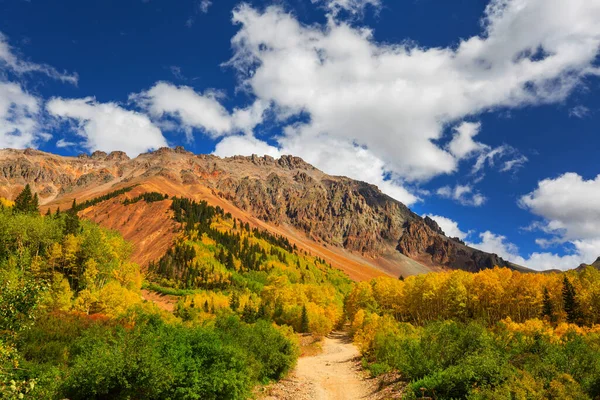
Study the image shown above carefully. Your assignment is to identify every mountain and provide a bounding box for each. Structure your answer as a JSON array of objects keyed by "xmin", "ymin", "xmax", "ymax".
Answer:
[
  {"xmin": 0, "ymin": 147, "xmax": 528, "ymax": 279},
  {"xmin": 577, "ymin": 257, "xmax": 600, "ymax": 271}
]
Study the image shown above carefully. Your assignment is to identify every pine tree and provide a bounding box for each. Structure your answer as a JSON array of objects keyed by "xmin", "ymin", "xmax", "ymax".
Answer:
[
  {"xmin": 226, "ymin": 252, "xmax": 235, "ymax": 270},
  {"xmin": 45, "ymin": 208, "xmax": 52, "ymax": 217},
  {"xmin": 242, "ymin": 303, "xmax": 257, "ymax": 323},
  {"xmin": 229, "ymin": 291, "xmax": 240, "ymax": 311},
  {"xmin": 562, "ymin": 276, "xmax": 582, "ymax": 325},
  {"xmin": 542, "ymin": 287, "xmax": 556, "ymax": 322},
  {"xmin": 399, "ymin": 275, "xmax": 405, "ymax": 281},
  {"xmin": 300, "ymin": 305, "xmax": 309, "ymax": 333},
  {"xmin": 32, "ymin": 193, "xmax": 39, "ymax": 213},
  {"xmin": 13, "ymin": 184, "xmax": 39, "ymax": 214},
  {"xmin": 64, "ymin": 199, "xmax": 80, "ymax": 235},
  {"xmin": 203, "ymin": 300, "xmax": 209, "ymax": 313}
]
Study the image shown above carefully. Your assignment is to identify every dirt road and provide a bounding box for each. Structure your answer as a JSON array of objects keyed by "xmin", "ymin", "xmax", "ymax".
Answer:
[{"xmin": 262, "ymin": 331, "xmax": 376, "ymax": 400}]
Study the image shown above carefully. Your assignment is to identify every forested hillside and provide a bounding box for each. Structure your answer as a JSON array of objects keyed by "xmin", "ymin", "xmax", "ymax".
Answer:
[{"xmin": 0, "ymin": 187, "xmax": 301, "ymax": 399}]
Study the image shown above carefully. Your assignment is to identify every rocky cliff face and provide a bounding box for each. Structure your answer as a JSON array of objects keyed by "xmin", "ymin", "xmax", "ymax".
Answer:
[
  {"xmin": 0, "ymin": 147, "xmax": 525, "ymax": 273},
  {"xmin": 397, "ymin": 219, "xmax": 517, "ymax": 272}
]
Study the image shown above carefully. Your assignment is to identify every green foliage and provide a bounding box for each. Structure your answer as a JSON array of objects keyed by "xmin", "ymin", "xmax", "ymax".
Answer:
[
  {"xmin": 123, "ymin": 192, "xmax": 168, "ymax": 205},
  {"xmin": 14, "ymin": 312, "xmax": 297, "ymax": 399},
  {"xmin": 69, "ymin": 186, "xmax": 136, "ymax": 212},
  {"xmin": 359, "ymin": 319, "xmax": 600, "ymax": 399}
]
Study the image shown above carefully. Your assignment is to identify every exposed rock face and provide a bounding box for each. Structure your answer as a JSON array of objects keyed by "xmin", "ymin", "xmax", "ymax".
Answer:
[
  {"xmin": 397, "ymin": 219, "xmax": 516, "ymax": 272},
  {"xmin": 0, "ymin": 148, "xmax": 527, "ymax": 273}
]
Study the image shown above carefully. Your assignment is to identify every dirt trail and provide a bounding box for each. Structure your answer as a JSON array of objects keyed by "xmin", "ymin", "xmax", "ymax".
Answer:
[{"xmin": 262, "ymin": 331, "xmax": 376, "ymax": 400}]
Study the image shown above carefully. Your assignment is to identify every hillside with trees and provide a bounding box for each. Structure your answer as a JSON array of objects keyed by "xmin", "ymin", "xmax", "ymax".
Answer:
[{"xmin": 3, "ymin": 186, "xmax": 600, "ymax": 399}]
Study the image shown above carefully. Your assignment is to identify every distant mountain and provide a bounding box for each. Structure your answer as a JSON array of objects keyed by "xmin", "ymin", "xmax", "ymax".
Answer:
[
  {"xmin": 0, "ymin": 147, "xmax": 529, "ymax": 279},
  {"xmin": 577, "ymin": 257, "xmax": 600, "ymax": 272}
]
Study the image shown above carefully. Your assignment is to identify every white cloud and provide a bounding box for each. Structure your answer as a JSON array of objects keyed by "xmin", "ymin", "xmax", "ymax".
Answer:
[
  {"xmin": 311, "ymin": 0, "xmax": 381, "ymax": 16},
  {"xmin": 224, "ymin": 0, "xmax": 599, "ymax": 191},
  {"xmin": 500, "ymin": 154, "xmax": 528, "ymax": 172},
  {"xmin": 467, "ymin": 173, "xmax": 600, "ymax": 271},
  {"xmin": 0, "ymin": 32, "xmax": 78, "ymax": 84},
  {"xmin": 46, "ymin": 97, "xmax": 168, "ymax": 157},
  {"xmin": 423, "ymin": 214, "xmax": 469, "ymax": 240},
  {"xmin": 519, "ymin": 173, "xmax": 600, "ymax": 241},
  {"xmin": 131, "ymin": 82, "xmax": 266, "ymax": 139},
  {"xmin": 55, "ymin": 138, "xmax": 77, "ymax": 148},
  {"xmin": 468, "ymin": 231, "xmax": 521, "ymax": 261},
  {"xmin": 569, "ymin": 105, "xmax": 590, "ymax": 118},
  {"xmin": 467, "ymin": 230, "xmax": 597, "ymax": 271},
  {"xmin": 213, "ymin": 134, "xmax": 281, "ymax": 158},
  {"xmin": 199, "ymin": 0, "xmax": 212, "ymax": 13},
  {"xmin": 437, "ymin": 184, "xmax": 486, "ymax": 207},
  {"xmin": 0, "ymin": 82, "xmax": 45, "ymax": 149},
  {"xmin": 447, "ymin": 122, "xmax": 485, "ymax": 159}
]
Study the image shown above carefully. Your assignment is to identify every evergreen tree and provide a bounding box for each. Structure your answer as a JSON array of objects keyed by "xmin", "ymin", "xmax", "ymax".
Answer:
[
  {"xmin": 256, "ymin": 304, "xmax": 269, "ymax": 321},
  {"xmin": 399, "ymin": 275, "xmax": 405, "ymax": 281},
  {"xmin": 13, "ymin": 184, "xmax": 39, "ymax": 214},
  {"xmin": 541, "ymin": 287, "xmax": 556, "ymax": 322},
  {"xmin": 32, "ymin": 193, "xmax": 39, "ymax": 212},
  {"xmin": 64, "ymin": 199, "xmax": 80, "ymax": 235},
  {"xmin": 242, "ymin": 303, "xmax": 257, "ymax": 323},
  {"xmin": 226, "ymin": 252, "xmax": 235, "ymax": 270},
  {"xmin": 45, "ymin": 208, "xmax": 52, "ymax": 217},
  {"xmin": 229, "ymin": 291, "xmax": 240, "ymax": 312},
  {"xmin": 300, "ymin": 305, "xmax": 309, "ymax": 333},
  {"xmin": 562, "ymin": 276, "xmax": 582, "ymax": 325},
  {"xmin": 203, "ymin": 300, "xmax": 209, "ymax": 313}
]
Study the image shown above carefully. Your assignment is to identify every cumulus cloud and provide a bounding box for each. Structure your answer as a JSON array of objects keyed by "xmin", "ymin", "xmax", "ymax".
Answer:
[
  {"xmin": 218, "ymin": 0, "xmax": 599, "ymax": 200},
  {"xmin": 461, "ymin": 173, "xmax": 600, "ymax": 270},
  {"xmin": 0, "ymin": 32, "xmax": 78, "ymax": 149},
  {"xmin": 213, "ymin": 134, "xmax": 281, "ymax": 158},
  {"xmin": 423, "ymin": 214, "xmax": 469, "ymax": 240},
  {"xmin": 437, "ymin": 184, "xmax": 486, "ymax": 207},
  {"xmin": 131, "ymin": 82, "xmax": 266, "ymax": 140},
  {"xmin": 520, "ymin": 173, "xmax": 600, "ymax": 241},
  {"xmin": 0, "ymin": 32, "xmax": 78, "ymax": 84},
  {"xmin": 47, "ymin": 97, "xmax": 168, "ymax": 157},
  {"xmin": 0, "ymin": 82, "xmax": 45, "ymax": 149}
]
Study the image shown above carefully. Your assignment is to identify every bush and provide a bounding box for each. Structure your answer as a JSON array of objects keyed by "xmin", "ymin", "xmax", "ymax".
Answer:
[{"xmin": 15, "ymin": 311, "xmax": 298, "ymax": 399}]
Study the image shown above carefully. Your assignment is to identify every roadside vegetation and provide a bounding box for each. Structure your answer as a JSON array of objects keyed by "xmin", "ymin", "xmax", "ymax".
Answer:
[{"xmin": 347, "ymin": 268, "xmax": 600, "ymax": 399}]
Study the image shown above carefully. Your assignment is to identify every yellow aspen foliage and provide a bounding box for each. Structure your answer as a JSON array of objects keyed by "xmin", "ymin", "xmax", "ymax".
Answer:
[{"xmin": 43, "ymin": 273, "xmax": 73, "ymax": 312}]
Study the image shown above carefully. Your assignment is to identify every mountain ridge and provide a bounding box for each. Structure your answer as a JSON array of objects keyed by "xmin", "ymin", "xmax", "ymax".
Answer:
[{"xmin": 0, "ymin": 147, "xmax": 529, "ymax": 278}]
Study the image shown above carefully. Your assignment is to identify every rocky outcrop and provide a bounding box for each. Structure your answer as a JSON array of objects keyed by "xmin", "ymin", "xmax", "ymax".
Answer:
[{"xmin": 397, "ymin": 219, "xmax": 515, "ymax": 272}]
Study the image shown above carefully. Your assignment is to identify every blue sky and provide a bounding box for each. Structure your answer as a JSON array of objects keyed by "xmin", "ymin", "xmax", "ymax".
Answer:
[{"xmin": 1, "ymin": 0, "xmax": 600, "ymax": 270}]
